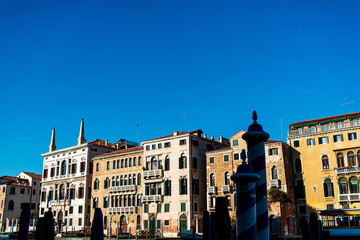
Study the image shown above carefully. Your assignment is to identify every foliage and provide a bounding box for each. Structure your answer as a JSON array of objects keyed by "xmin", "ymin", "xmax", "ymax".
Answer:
[{"xmin": 268, "ymin": 187, "xmax": 291, "ymax": 203}]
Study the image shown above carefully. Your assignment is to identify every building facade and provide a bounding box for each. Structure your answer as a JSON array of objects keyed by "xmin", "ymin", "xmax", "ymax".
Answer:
[
  {"xmin": 91, "ymin": 146, "xmax": 144, "ymax": 236},
  {"xmin": 287, "ymin": 112, "xmax": 360, "ymax": 217}
]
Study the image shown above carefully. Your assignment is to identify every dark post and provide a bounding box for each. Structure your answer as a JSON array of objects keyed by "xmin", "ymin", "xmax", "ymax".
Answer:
[
  {"xmin": 299, "ymin": 216, "xmax": 313, "ymax": 240},
  {"xmin": 309, "ymin": 212, "xmax": 321, "ymax": 240},
  {"xmin": 91, "ymin": 208, "xmax": 104, "ymax": 240},
  {"xmin": 215, "ymin": 197, "xmax": 232, "ymax": 240},
  {"xmin": 43, "ymin": 210, "xmax": 55, "ymax": 240},
  {"xmin": 18, "ymin": 203, "xmax": 31, "ymax": 240},
  {"xmin": 35, "ymin": 218, "xmax": 43, "ymax": 240},
  {"xmin": 203, "ymin": 211, "xmax": 210, "ymax": 240}
]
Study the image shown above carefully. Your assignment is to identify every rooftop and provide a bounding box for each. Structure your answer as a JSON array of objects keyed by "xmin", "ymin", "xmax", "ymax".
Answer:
[
  {"xmin": 94, "ymin": 146, "xmax": 144, "ymax": 159},
  {"xmin": 21, "ymin": 172, "xmax": 42, "ymax": 179},
  {"xmin": 290, "ymin": 112, "xmax": 360, "ymax": 129}
]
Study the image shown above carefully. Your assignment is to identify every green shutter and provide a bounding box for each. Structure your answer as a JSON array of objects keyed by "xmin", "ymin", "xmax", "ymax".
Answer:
[
  {"xmin": 179, "ymin": 157, "xmax": 182, "ymax": 169},
  {"xmin": 179, "ymin": 179, "xmax": 182, "ymax": 194},
  {"xmin": 169, "ymin": 180, "xmax": 171, "ymax": 196},
  {"xmin": 184, "ymin": 178, "xmax": 187, "ymax": 194}
]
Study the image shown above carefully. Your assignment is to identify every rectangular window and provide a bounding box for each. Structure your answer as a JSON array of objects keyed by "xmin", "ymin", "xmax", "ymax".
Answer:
[
  {"xmin": 78, "ymin": 206, "xmax": 83, "ymax": 214},
  {"xmin": 69, "ymin": 218, "xmax": 73, "ymax": 226},
  {"xmin": 165, "ymin": 158, "xmax": 170, "ymax": 171},
  {"xmin": 193, "ymin": 179, "xmax": 199, "ymax": 195},
  {"xmin": 50, "ymin": 168, "xmax": 55, "ymax": 177},
  {"xmin": 318, "ymin": 136, "xmax": 329, "ymax": 145},
  {"xmin": 233, "ymin": 139, "xmax": 239, "ymax": 146},
  {"xmin": 71, "ymin": 164, "xmax": 77, "ymax": 174},
  {"xmin": 180, "ymin": 139, "xmax": 186, "ymax": 145},
  {"xmin": 326, "ymin": 204, "xmax": 334, "ymax": 210},
  {"xmin": 146, "ymin": 145, "xmax": 150, "ymax": 150},
  {"xmin": 224, "ymin": 155, "xmax": 229, "ymax": 162},
  {"xmin": 10, "ymin": 187, "xmax": 15, "ymax": 195},
  {"xmin": 306, "ymin": 138, "xmax": 315, "ymax": 146},
  {"xmin": 234, "ymin": 153, "xmax": 240, "ymax": 161},
  {"xmin": 157, "ymin": 204, "xmax": 161, "ymax": 213},
  {"xmin": 158, "ymin": 143, "xmax": 162, "ymax": 149},
  {"xmin": 209, "ymin": 157, "xmax": 215, "ymax": 164},
  {"xmin": 78, "ymin": 218, "xmax": 82, "ymax": 226},
  {"xmin": 165, "ymin": 203, "xmax": 170, "ymax": 212},
  {"xmin": 20, "ymin": 188, "xmax": 25, "ymax": 194},
  {"xmin": 164, "ymin": 220, "xmax": 170, "ymax": 226},
  {"xmin": 192, "ymin": 140, "xmax": 198, "ymax": 146},
  {"xmin": 144, "ymin": 204, "xmax": 149, "ymax": 213},
  {"xmin": 152, "ymin": 144, "xmax": 156, "ymax": 150},
  {"xmin": 164, "ymin": 142, "xmax": 171, "ymax": 148},
  {"xmin": 144, "ymin": 220, "xmax": 148, "ymax": 229},
  {"xmin": 293, "ymin": 140, "xmax": 300, "ymax": 148},
  {"xmin": 268, "ymin": 148, "xmax": 278, "ymax": 156},
  {"xmin": 333, "ymin": 134, "xmax": 343, "ymax": 143},
  {"xmin": 43, "ymin": 169, "xmax": 48, "ymax": 179},
  {"xmin": 180, "ymin": 178, "xmax": 187, "ymax": 195},
  {"xmin": 348, "ymin": 132, "xmax": 357, "ymax": 141},
  {"xmin": 78, "ymin": 187, "xmax": 84, "ymax": 199},
  {"xmin": 80, "ymin": 162, "xmax": 86, "ymax": 172},
  {"xmin": 192, "ymin": 157, "xmax": 198, "ymax": 169},
  {"xmin": 194, "ymin": 202, "xmax": 198, "ymax": 212},
  {"xmin": 181, "ymin": 202, "xmax": 186, "ymax": 212},
  {"xmin": 69, "ymin": 207, "xmax": 73, "ymax": 214},
  {"xmin": 157, "ymin": 220, "xmax": 161, "ymax": 229}
]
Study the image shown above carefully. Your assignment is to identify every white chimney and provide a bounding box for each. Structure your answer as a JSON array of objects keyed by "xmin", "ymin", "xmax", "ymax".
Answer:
[
  {"xmin": 211, "ymin": 136, "xmax": 214, "ymax": 140},
  {"xmin": 174, "ymin": 131, "xmax": 178, "ymax": 136},
  {"xmin": 204, "ymin": 134, "xmax": 207, "ymax": 139}
]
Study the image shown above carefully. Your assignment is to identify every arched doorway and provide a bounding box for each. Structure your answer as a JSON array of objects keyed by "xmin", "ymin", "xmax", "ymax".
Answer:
[
  {"xmin": 120, "ymin": 215, "xmax": 127, "ymax": 233},
  {"xmin": 57, "ymin": 211, "xmax": 63, "ymax": 233},
  {"xmin": 149, "ymin": 214, "xmax": 156, "ymax": 233},
  {"xmin": 179, "ymin": 214, "xmax": 187, "ymax": 233}
]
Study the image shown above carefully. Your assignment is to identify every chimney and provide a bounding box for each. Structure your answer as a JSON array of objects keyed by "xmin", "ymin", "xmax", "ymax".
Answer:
[
  {"xmin": 174, "ymin": 131, "xmax": 178, "ymax": 136},
  {"xmin": 105, "ymin": 140, "xmax": 108, "ymax": 146},
  {"xmin": 211, "ymin": 136, "xmax": 214, "ymax": 140},
  {"xmin": 220, "ymin": 135, "xmax": 223, "ymax": 143},
  {"xmin": 204, "ymin": 134, "xmax": 207, "ymax": 139}
]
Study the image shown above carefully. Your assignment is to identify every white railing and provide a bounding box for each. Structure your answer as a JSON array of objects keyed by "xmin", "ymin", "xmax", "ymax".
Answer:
[
  {"xmin": 109, "ymin": 185, "xmax": 137, "ymax": 193},
  {"xmin": 143, "ymin": 195, "xmax": 163, "ymax": 203},
  {"xmin": 207, "ymin": 186, "xmax": 217, "ymax": 195},
  {"xmin": 109, "ymin": 206, "xmax": 136, "ymax": 214},
  {"xmin": 143, "ymin": 169, "xmax": 163, "ymax": 179},
  {"xmin": 269, "ymin": 179, "xmax": 281, "ymax": 188},
  {"xmin": 288, "ymin": 119, "xmax": 360, "ymax": 138},
  {"xmin": 335, "ymin": 167, "xmax": 360, "ymax": 175},
  {"xmin": 50, "ymin": 199, "xmax": 70, "ymax": 206},
  {"xmin": 339, "ymin": 193, "xmax": 360, "ymax": 202},
  {"xmin": 222, "ymin": 185, "xmax": 231, "ymax": 193}
]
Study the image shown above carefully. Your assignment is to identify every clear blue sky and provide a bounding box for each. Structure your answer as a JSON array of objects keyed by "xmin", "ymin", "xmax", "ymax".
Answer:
[{"xmin": 1, "ymin": 0, "xmax": 359, "ymax": 176}]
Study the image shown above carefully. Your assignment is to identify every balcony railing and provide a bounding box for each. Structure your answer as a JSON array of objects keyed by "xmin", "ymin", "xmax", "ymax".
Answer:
[
  {"xmin": 338, "ymin": 193, "xmax": 360, "ymax": 202},
  {"xmin": 109, "ymin": 185, "xmax": 137, "ymax": 193},
  {"xmin": 335, "ymin": 167, "xmax": 360, "ymax": 175},
  {"xmin": 50, "ymin": 199, "xmax": 70, "ymax": 206},
  {"xmin": 109, "ymin": 206, "xmax": 136, "ymax": 214},
  {"xmin": 208, "ymin": 186, "xmax": 217, "ymax": 195},
  {"xmin": 269, "ymin": 179, "xmax": 281, "ymax": 188},
  {"xmin": 288, "ymin": 119, "xmax": 360, "ymax": 138},
  {"xmin": 143, "ymin": 169, "xmax": 163, "ymax": 179},
  {"xmin": 222, "ymin": 185, "xmax": 232, "ymax": 193},
  {"xmin": 143, "ymin": 195, "xmax": 163, "ymax": 203}
]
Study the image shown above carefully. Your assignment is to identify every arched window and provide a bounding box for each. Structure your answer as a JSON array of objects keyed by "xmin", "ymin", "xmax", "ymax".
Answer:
[
  {"xmin": 165, "ymin": 156, "xmax": 170, "ymax": 171},
  {"xmin": 322, "ymin": 155, "xmax": 330, "ymax": 170},
  {"xmin": 125, "ymin": 158, "xmax": 128, "ymax": 168},
  {"xmin": 119, "ymin": 196, "xmax": 122, "ymax": 207},
  {"xmin": 60, "ymin": 184, "xmax": 65, "ymax": 199},
  {"xmin": 129, "ymin": 158, "xmax": 132, "ymax": 167},
  {"xmin": 121, "ymin": 159, "xmax": 124, "ymax": 168},
  {"xmin": 104, "ymin": 177, "xmax": 110, "ymax": 189},
  {"xmin": 104, "ymin": 215, "xmax": 108, "ymax": 230},
  {"xmin": 124, "ymin": 175, "xmax": 128, "ymax": 185},
  {"xmin": 339, "ymin": 177, "xmax": 348, "ymax": 194},
  {"xmin": 210, "ymin": 173, "xmax": 215, "ymax": 186},
  {"xmin": 350, "ymin": 177, "xmax": 359, "ymax": 193},
  {"xmin": 137, "ymin": 194, "xmax": 142, "ymax": 206},
  {"xmin": 164, "ymin": 180, "xmax": 171, "ymax": 196},
  {"xmin": 94, "ymin": 179, "xmax": 99, "ymax": 190},
  {"xmin": 323, "ymin": 179, "xmax": 334, "ymax": 197},
  {"xmin": 133, "ymin": 157, "xmax": 137, "ymax": 166},
  {"xmin": 61, "ymin": 161, "xmax": 67, "ymax": 175},
  {"xmin": 295, "ymin": 158, "xmax": 302, "ymax": 173},
  {"xmin": 179, "ymin": 154, "xmax": 187, "ymax": 169},
  {"xmin": 8, "ymin": 200, "xmax": 14, "ymax": 210},
  {"xmin": 96, "ymin": 162, "xmax": 99, "ymax": 172},
  {"xmin": 129, "ymin": 176, "xmax": 132, "ymax": 185},
  {"xmin": 137, "ymin": 173, "xmax": 141, "ymax": 185},
  {"xmin": 128, "ymin": 197, "xmax": 131, "ymax": 206},
  {"xmin": 348, "ymin": 152, "xmax": 356, "ymax": 167},
  {"xmin": 116, "ymin": 176, "xmax": 120, "ymax": 186},
  {"xmin": 224, "ymin": 171, "xmax": 230, "ymax": 185},
  {"xmin": 151, "ymin": 157, "xmax": 157, "ymax": 170},
  {"xmin": 271, "ymin": 166, "xmax": 278, "ymax": 180},
  {"xmin": 112, "ymin": 176, "xmax": 115, "ymax": 187},
  {"xmin": 117, "ymin": 159, "xmax": 120, "ymax": 169},
  {"xmin": 112, "ymin": 160, "xmax": 116, "ymax": 170},
  {"xmin": 119, "ymin": 176, "xmax": 122, "ymax": 186},
  {"xmin": 138, "ymin": 156, "xmax": 142, "ymax": 166},
  {"xmin": 337, "ymin": 153, "xmax": 345, "ymax": 168},
  {"xmin": 357, "ymin": 151, "xmax": 360, "ymax": 167},
  {"xmin": 133, "ymin": 174, "xmax": 136, "ymax": 185}
]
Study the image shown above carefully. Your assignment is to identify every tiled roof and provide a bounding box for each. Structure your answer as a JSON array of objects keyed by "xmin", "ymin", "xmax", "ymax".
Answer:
[
  {"xmin": 290, "ymin": 112, "xmax": 360, "ymax": 127},
  {"xmin": 22, "ymin": 172, "xmax": 42, "ymax": 179},
  {"xmin": 8, "ymin": 183, "xmax": 30, "ymax": 187},
  {"xmin": 206, "ymin": 146, "xmax": 232, "ymax": 153},
  {"xmin": 265, "ymin": 140, "xmax": 282, "ymax": 144},
  {"xmin": 0, "ymin": 176, "xmax": 18, "ymax": 181},
  {"xmin": 88, "ymin": 139, "xmax": 117, "ymax": 149},
  {"xmin": 94, "ymin": 146, "xmax": 144, "ymax": 158},
  {"xmin": 145, "ymin": 131, "xmax": 189, "ymax": 141}
]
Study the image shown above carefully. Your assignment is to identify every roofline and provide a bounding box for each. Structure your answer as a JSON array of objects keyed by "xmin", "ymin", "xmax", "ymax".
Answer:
[
  {"xmin": 93, "ymin": 148, "xmax": 144, "ymax": 160},
  {"xmin": 290, "ymin": 112, "xmax": 360, "ymax": 127}
]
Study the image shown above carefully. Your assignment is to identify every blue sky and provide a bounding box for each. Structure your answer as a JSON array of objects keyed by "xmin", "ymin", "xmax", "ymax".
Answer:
[{"xmin": 1, "ymin": 0, "xmax": 359, "ymax": 176}]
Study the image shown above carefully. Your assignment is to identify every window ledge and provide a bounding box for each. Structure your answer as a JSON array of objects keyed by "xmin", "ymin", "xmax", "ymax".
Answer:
[{"xmin": 324, "ymin": 196, "xmax": 334, "ymax": 199}]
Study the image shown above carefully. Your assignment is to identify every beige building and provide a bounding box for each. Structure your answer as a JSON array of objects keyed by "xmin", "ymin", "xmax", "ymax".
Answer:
[
  {"xmin": 141, "ymin": 129, "xmax": 228, "ymax": 237},
  {"xmin": 287, "ymin": 112, "xmax": 360, "ymax": 215},
  {"xmin": 206, "ymin": 130, "xmax": 297, "ymax": 237},
  {"xmin": 0, "ymin": 172, "xmax": 42, "ymax": 233},
  {"xmin": 91, "ymin": 146, "xmax": 144, "ymax": 236}
]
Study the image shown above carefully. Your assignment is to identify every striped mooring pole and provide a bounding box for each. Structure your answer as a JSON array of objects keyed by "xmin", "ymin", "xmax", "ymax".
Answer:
[
  {"xmin": 231, "ymin": 150, "xmax": 259, "ymax": 240},
  {"xmin": 242, "ymin": 111, "xmax": 270, "ymax": 240}
]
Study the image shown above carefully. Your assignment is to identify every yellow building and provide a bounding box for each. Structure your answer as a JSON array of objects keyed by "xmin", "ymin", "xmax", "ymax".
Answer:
[{"xmin": 287, "ymin": 112, "xmax": 360, "ymax": 216}]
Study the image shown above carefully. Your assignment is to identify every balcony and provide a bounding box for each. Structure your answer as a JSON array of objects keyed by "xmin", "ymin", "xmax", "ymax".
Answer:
[
  {"xmin": 336, "ymin": 167, "xmax": 360, "ymax": 175},
  {"xmin": 143, "ymin": 195, "xmax": 163, "ymax": 203},
  {"xmin": 109, "ymin": 206, "xmax": 136, "ymax": 214},
  {"xmin": 222, "ymin": 185, "xmax": 232, "ymax": 193},
  {"xmin": 269, "ymin": 179, "xmax": 281, "ymax": 188},
  {"xmin": 208, "ymin": 186, "xmax": 217, "ymax": 195},
  {"xmin": 143, "ymin": 169, "xmax": 163, "ymax": 179},
  {"xmin": 50, "ymin": 199, "xmax": 70, "ymax": 206},
  {"xmin": 109, "ymin": 185, "xmax": 137, "ymax": 193},
  {"xmin": 288, "ymin": 119, "xmax": 360, "ymax": 138},
  {"xmin": 338, "ymin": 193, "xmax": 360, "ymax": 202}
]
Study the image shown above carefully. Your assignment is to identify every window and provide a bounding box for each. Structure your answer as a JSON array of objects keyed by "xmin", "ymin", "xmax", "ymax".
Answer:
[
  {"xmin": 179, "ymin": 178, "xmax": 187, "ymax": 195},
  {"xmin": 337, "ymin": 153, "xmax": 345, "ymax": 168},
  {"xmin": 268, "ymin": 148, "xmax": 278, "ymax": 156},
  {"xmin": 164, "ymin": 142, "xmax": 171, "ymax": 148},
  {"xmin": 151, "ymin": 144, "xmax": 156, "ymax": 150},
  {"xmin": 92, "ymin": 197, "xmax": 98, "ymax": 209},
  {"xmin": 322, "ymin": 155, "xmax": 330, "ymax": 170},
  {"xmin": 293, "ymin": 140, "xmax": 300, "ymax": 148},
  {"xmin": 78, "ymin": 187, "xmax": 84, "ymax": 199},
  {"xmin": 144, "ymin": 204, "xmax": 148, "ymax": 213},
  {"xmin": 223, "ymin": 172, "xmax": 230, "ymax": 185},
  {"xmin": 80, "ymin": 162, "xmax": 85, "ymax": 172},
  {"xmin": 157, "ymin": 220, "xmax": 161, "ymax": 229},
  {"xmin": 9, "ymin": 187, "xmax": 15, "ymax": 195},
  {"xmin": 165, "ymin": 156, "xmax": 170, "ymax": 171},
  {"xmin": 157, "ymin": 204, "xmax": 162, "ymax": 213},
  {"xmin": 164, "ymin": 180, "xmax": 171, "ymax": 196},
  {"xmin": 192, "ymin": 140, "xmax": 198, "ymax": 146},
  {"xmin": 348, "ymin": 132, "xmax": 357, "ymax": 141},
  {"xmin": 180, "ymin": 139, "xmax": 186, "ymax": 145},
  {"xmin": 349, "ymin": 177, "xmax": 359, "ymax": 193},
  {"xmin": 233, "ymin": 139, "xmax": 238, "ymax": 146},
  {"xmin": 179, "ymin": 154, "xmax": 187, "ymax": 169},
  {"xmin": 20, "ymin": 188, "xmax": 25, "ymax": 194},
  {"xmin": 210, "ymin": 173, "xmax": 215, "ymax": 186},
  {"xmin": 234, "ymin": 153, "xmax": 240, "ymax": 161},
  {"xmin": 348, "ymin": 151, "xmax": 356, "ymax": 167},
  {"xmin": 146, "ymin": 145, "xmax": 150, "ymax": 151},
  {"xmin": 112, "ymin": 161, "xmax": 115, "ymax": 170},
  {"xmin": 50, "ymin": 168, "xmax": 55, "ymax": 177},
  {"xmin": 339, "ymin": 178, "xmax": 348, "ymax": 194},
  {"xmin": 129, "ymin": 158, "xmax": 132, "ymax": 167},
  {"xmin": 192, "ymin": 157, "xmax": 198, "ymax": 169},
  {"xmin": 165, "ymin": 203, "xmax": 170, "ymax": 212},
  {"xmin": 224, "ymin": 155, "xmax": 229, "ymax": 162},
  {"xmin": 117, "ymin": 159, "xmax": 120, "ymax": 169},
  {"xmin": 271, "ymin": 166, "xmax": 278, "ymax": 180},
  {"xmin": 295, "ymin": 158, "xmax": 302, "ymax": 173},
  {"xmin": 94, "ymin": 179, "xmax": 99, "ymax": 190},
  {"xmin": 193, "ymin": 179, "xmax": 199, "ymax": 195},
  {"xmin": 306, "ymin": 138, "xmax": 315, "ymax": 146},
  {"xmin": 295, "ymin": 180, "xmax": 305, "ymax": 199},
  {"xmin": 194, "ymin": 202, "xmax": 198, "ymax": 212},
  {"xmin": 333, "ymin": 134, "xmax": 343, "ymax": 143},
  {"xmin": 342, "ymin": 203, "xmax": 350, "ymax": 209},
  {"xmin": 8, "ymin": 200, "xmax": 14, "ymax": 210},
  {"xmin": 96, "ymin": 163, "xmax": 99, "ymax": 172},
  {"xmin": 181, "ymin": 202, "xmax": 186, "ymax": 212},
  {"xmin": 318, "ymin": 136, "xmax": 329, "ymax": 145},
  {"xmin": 79, "ymin": 206, "xmax": 83, "ymax": 213},
  {"xmin": 158, "ymin": 143, "xmax": 162, "ymax": 149},
  {"xmin": 209, "ymin": 157, "xmax": 215, "ymax": 164},
  {"xmin": 323, "ymin": 179, "xmax": 334, "ymax": 197},
  {"xmin": 138, "ymin": 156, "xmax": 142, "ymax": 166},
  {"xmin": 43, "ymin": 169, "xmax": 48, "ymax": 179},
  {"xmin": 61, "ymin": 161, "xmax": 67, "ymax": 175},
  {"xmin": 326, "ymin": 204, "xmax": 334, "ymax": 210},
  {"xmin": 137, "ymin": 173, "xmax": 141, "ymax": 185},
  {"xmin": 164, "ymin": 220, "xmax": 170, "ymax": 226},
  {"xmin": 103, "ymin": 197, "xmax": 109, "ymax": 208},
  {"xmin": 144, "ymin": 220, "xmax": 148, "ymax": 229},
  {"xmin": 104, "ymin": 178, "xmax": 110, "ymax": 189}
]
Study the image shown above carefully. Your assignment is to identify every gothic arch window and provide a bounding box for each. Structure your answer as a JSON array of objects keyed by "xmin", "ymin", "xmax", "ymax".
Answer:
[
  {"xmin": 151, "ymin": 157, "xmax": 157, "ymax": 170},
  {"xmin": 337, "ymin": 153, "xmax": 345, "ymax": 168},
  {"xmin": 322, "ymin": 155, "xmax": 330, "ymax": 170},
  {"xmin": 112, "ymin": 160, "xmax": 115, "ymax": 170},
  {"xmin": 119, "ymin": 176, "xmax": 122, "ymax": 186},
  {"xmin": 133, "ymin": 174, "xmax": 136, "ymax": 185},
  {"xmin": 165, "ymin": 156, "xmax": 170, "ymax": 171},
  {"xmin": 121, "ymin": 159, "xmax": 124, "ymax": 168},
  {"xmin": 349, "ymin": 176, "xmax": 359, "ymax": 193},
  {"xmin": 210, "ymin": 173, "xmax": 216, "ymax": 186},
  {"xmin": 271, "ymin": 166, "xmax": 278, "ymax": 180},
  {"xmin": 124, "ymin": 175, "xmax": 128, "ymax": 185},
  {"xmin": 60, "ymin": 184, "xmax": 65, "ymax": 199},
  {"xmin": 179, "ymin": 154, "xmax": 187, "ymax": 169},
  {"xmin": 96, "ymin": 162, "xmax": 99, "ymax": 172},
  {"xmin": 117, "ymin": 159, "xmax": 120, "ymax": 169},
  {"xmin": 129, "ymin": 158, "xmax": 132, "ymax": 167},
  {"xmin": 116, "ymin": 176, "xmax": 120, "ymax": 186},
  {"xmin": 295, "ymin": 158, "xmax": 302, "ymax": 173},
  {"xmin": 323, "ymin": 179, "xmax": 334, "ymax": 197},
  {"xmin": 112, "ymin": 177, "xmax": 115, "ymax": 187},
  {"xmin": 129, "ymin": 175, "xmax": 132, "ymax": 185},
  {"xmin": 224, "ymin": 171, "xmax": 230, "ymax": 185},
  {"xmin": 138, "ymin": 156, "xmax": 142, "ymax": 166},
  {"xmin": 133, "ymin": 157, "xmax": 137, "ymax": 166},
  {"xmin": 339, "ymin": 177, "xmax": 348, "ymax": 194},
  {"xmin": 94, "ymin": 178, "xmax": 99, "ymax": 190},
  {"xmin": 125, "ymin": 158, "xmax": 128, "ymax": 168},
  {"xmin": 61, "ymin": 161, "xmax": 67, "ymax": 175},
  {"xmin": 104, "ymin": 177, "xmax": 110, "ymax": 189},
  {"xmin": 348, "ymin": 151, "xmax": 356, "ymax": 167},
  {"xmin": 137, "ymin": 173, "xmax": 141, "ymax": 185}
]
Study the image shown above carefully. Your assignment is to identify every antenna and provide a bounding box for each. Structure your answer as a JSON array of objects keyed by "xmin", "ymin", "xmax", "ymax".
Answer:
[
  {"xmin": 136, "ymin": 124, "xmax": 139, "ymax": 145},
  {"xmin": 343, "ymin": 97, "xmax": 355, "ymax": 113},
  {"xmin": 184, "ymin": 113, "xmax": 188, "ymax": 131},
  {"xmin": 280, "ymin": 116, "xmax": 284, "ymax": 142}
]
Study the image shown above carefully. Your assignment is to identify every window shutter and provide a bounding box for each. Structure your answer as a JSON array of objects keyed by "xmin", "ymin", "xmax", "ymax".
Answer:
[
  {"xmin": 179, "ymin": 179, "xmax": 182, "ymax": 195},
  {"xmin": 184, "ymin": 157, "xmax": 187, "ymax": 168},
  {"xmin": 323, "ymin": 183, "xmax": 328, "ymax": 197},
  {"xmin": 184, "ymin": 178, "xmax": 187, "ymax": 194},
  {"xmin": 169, "ymin": 180, "xmax": 171, "ymax": 196},
  {"xmin": 179, "ymin": 157, "xmax": 182, "ymax": 169}
]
